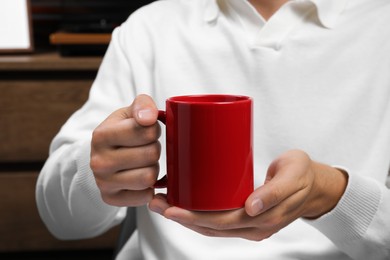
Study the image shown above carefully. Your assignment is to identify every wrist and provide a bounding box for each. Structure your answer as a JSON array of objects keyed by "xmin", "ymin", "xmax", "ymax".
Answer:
[{"xmin": 303, "ymin": 162, "xmax": 348, "ymax": 219}]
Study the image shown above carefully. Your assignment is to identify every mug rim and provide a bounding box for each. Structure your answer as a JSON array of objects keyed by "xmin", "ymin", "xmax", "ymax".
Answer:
[{"xmin": 167, "ymin": 94, "xmax": 251, "ymax": 104}]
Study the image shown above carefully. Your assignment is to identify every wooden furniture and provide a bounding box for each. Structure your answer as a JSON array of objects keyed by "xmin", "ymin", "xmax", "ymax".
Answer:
[
  {"xmin": 50, "ymin": 32, "xmax": 111, "ymax": 45},
  {"xmin": 0, "ymin": 52, "xmax": 120, "ymax": 252}
]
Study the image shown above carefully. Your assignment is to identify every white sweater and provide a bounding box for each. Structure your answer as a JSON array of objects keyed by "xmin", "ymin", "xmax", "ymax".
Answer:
[{"xmin": 36, "ymin": 0, "xmax": 390, "ymax": 259}]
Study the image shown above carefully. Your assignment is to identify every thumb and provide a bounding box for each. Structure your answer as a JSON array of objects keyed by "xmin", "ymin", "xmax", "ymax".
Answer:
[
  {"xmin": 130, "ymin": 94, "xmax": 159, "ymax": 126},
  {"xmin": 244, "ymin": 163, "xmax": 297, "ymax": 217},
  {"xmin": 245, "ymin": 151, "xmax": 313, "ymax": 217}
]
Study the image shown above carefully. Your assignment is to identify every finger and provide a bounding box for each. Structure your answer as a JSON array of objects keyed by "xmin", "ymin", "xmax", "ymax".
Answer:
[
  {"xmin": 129, "ymin": 94, "xmax": 159, "ymax": 126},
  {"xmin": 149, "ymin": 198, "xmax": 268, "ymax": 240},
  {"xmin": 149, "ymin": 193, "xmax": 170, "ymax": 215},
  {"xmin": 97, "ymin": 164, "xmax": 160, "ymax": 192},
  {"xmin": 91, "ymin": 141, "xmax": 161, "ymax": 174},
  {"xmin": 101, "ymin": 188, "xmax": 155, "ymax": 207},
  {"xmin": 245, "ymin": 151, "xmax": 314, "ymax": 217},
  {"xmin": 108, "ymin": 94, "xmax": 158, "ymax": 124},
  {"xmin": 179, "ymin": 223, "xmax": 269, "ymax": 242},
  {"xmin": 163, "ymin": 207, "xmax": 252, "ymax": 230},
  {"xmin": 93, "ymin": 117, "xmax": 161, "ymax": 148},
  {"xmin": 245, "ymin": 173, "xmax": 303, "ymax": 217},
  {"xmin": 177, "ymin": 195, "xmax": 305, "ymax": 241},
  {"xmin": 249, "ymin": 188, "xmax": 310, "ymax": 230}
]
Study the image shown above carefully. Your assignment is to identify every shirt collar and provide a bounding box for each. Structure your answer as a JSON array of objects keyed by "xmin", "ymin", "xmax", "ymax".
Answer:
[
  {"xmin": 203, "ymin": 0, "xmax": 220, "ymax": 23},
  {"xmin": 308, "ymin": 0, "xmax": 349, "ymax": 28},
  {"xmin": 203, "ymin": 0, "xmax": 350, "ymax": 29}
]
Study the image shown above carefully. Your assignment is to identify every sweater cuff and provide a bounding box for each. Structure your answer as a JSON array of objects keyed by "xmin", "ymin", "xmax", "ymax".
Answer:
[{"xmin": 304, "ymin": 170, "xmax": 381, "ymax": 246}]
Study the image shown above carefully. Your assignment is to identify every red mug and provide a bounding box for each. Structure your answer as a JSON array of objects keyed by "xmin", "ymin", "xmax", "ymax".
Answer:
[{"xmin": 155, "ymin": 94, "xmax": 254, "ymax": 211}]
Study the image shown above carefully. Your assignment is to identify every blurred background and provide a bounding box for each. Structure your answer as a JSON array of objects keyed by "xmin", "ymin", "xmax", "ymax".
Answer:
[{"xmin": 0, "ymin": 0, "xmax": 154, "ymax": 259}]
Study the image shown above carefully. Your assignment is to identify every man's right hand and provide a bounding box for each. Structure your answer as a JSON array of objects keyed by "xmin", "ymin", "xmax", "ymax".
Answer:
[{"xmin": 90, "ymin": 94, "xmax": 161, "ymax": 207}]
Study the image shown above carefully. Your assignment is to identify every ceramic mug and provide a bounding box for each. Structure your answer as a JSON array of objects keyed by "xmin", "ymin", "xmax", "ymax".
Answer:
[{"xmin": 155, "ymin": 94, "xmax": 253, "ymax": 211}]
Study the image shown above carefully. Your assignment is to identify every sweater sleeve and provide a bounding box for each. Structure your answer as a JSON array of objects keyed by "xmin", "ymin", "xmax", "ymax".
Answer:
[
  {"xmin": 304, "ymin": 171, "xmax": 390, "ymax": 259},
  {"xmin": 35, "ymin": 12, "xmax": 153, "ymax": 239},
  {"xmin": 36, "ymin": 140, "xmax": 126, "ymax": 239}
]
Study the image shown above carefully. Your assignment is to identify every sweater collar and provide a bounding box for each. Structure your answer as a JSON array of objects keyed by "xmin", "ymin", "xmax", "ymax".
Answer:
[{"xmin": 203, "ymin": 0, "xmax": 350, "ymax": 28}]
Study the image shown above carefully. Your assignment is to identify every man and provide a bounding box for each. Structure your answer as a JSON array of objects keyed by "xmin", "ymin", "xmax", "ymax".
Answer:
[{"xmin": 36, "ymin": 0, "xmax": 390, "ymax": 259}]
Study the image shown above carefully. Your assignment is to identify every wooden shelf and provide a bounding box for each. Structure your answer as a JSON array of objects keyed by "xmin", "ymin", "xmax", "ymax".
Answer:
[
  {"xmin": 50, "ymin": 32, "xmax": 111, "ymax": 45},
  {"xmin": 0, "ymin": 51, "xmax": 102, "ymax": 71}
]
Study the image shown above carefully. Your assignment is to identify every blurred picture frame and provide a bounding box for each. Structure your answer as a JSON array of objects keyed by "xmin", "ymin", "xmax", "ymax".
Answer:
[{"xmin": 0, "ymin": 0, "xmax": 33, "ymax": 53}]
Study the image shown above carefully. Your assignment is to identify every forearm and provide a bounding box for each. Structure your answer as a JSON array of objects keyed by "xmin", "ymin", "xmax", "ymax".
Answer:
[
  {"xmin": 36, "ymin": 140, "xmax": 124, "ymax": 240},
  {"xmin": 302, "ymin": 162, "xmax": 348, "ymax": 219}
]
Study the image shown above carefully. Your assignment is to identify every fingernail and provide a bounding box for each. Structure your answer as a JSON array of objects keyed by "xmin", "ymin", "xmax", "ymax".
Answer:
[
  {"xmin": 137, "ymin": 109, "xmax": 154, "ymax": 120},
  {"xmin": 251, "ymin": 198, "xmax": 264, "ymax": 216}
]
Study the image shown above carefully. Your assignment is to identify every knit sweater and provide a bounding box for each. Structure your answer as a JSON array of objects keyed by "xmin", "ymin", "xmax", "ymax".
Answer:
[{"xmin": 36, "ymin": 0, "xmax": 390, "ymax": 259}]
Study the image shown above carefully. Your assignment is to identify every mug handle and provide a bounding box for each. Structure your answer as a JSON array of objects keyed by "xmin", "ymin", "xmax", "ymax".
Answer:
[{"xmin": 153, "ymin": 110, "xmax": 168, "ymax": 188}]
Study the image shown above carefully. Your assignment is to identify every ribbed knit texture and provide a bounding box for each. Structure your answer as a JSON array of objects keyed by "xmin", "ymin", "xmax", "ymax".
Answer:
[{"xmin": 306, "ymin": 173, "xmax": 381, "ymax": 245}]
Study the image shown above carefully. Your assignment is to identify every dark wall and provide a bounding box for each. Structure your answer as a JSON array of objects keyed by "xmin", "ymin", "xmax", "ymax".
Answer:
[{"xmin": 30, "ymin": 0, "xmax": 155, "ymax": 49}]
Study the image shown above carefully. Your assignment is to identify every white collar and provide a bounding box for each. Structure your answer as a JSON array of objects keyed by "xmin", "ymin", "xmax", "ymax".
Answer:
[
  {"xmin": 203, "ymin": 0, "xmax": 221, "ymax": 23},
  {"xmin": 309, "ymin": 0, "xmax": 349, "ymax": 28},
  {"xmin": 203, "ymin": 0, "xmax": 350, "ymax": 28}
]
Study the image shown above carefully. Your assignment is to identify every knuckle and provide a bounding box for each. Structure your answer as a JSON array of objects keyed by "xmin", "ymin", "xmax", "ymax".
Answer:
[
  {"xmin": 90, "ymin": 154, "xmax": 114, "ymax": 174},
  {"xmin": 268, "ymin": 184, "xmax": 283, "ymax": 206},
  {"xmin": 100, "ymin": 193, "xmax": 118, "ymax": 206},
  {"xmin": 91, "ymin": 126, "xmax": 107, "ymax": 146},
  {"xmin": 141, "ymin": 124, "xmax": 161, "ymax": 143},
  {"xmin": 94, "ymin": 177, "xmax": 104, "ymax": 189},
  {"xmin": 94, "ymin": 178, "xmax": 113, "ymax": 195},
  {"xmin": 142, "ymin": 165, "xmax": 159, "ymax": 187},
  {"xmin": 144, "ymin": 142, "xmax": 161, "ymax": 163},
  {"xmin": 90, "ymin": 155, "xmax": 103, "ymax": 173}
]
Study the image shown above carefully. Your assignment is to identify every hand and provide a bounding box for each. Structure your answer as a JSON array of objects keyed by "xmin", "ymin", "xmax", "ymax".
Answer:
[
  {"xmin": 149, "ymin": 150, "xmax": 348, "ymax": 241},
  {"xmin": 90, "ymin": 94, "xmax": 161, "ymax": 207}
]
